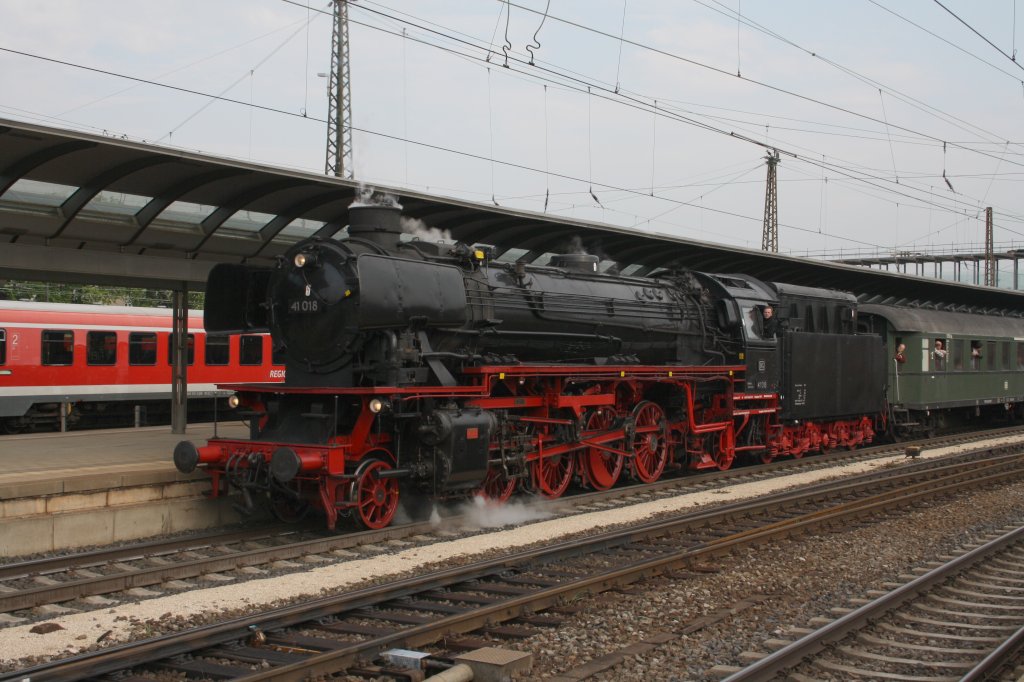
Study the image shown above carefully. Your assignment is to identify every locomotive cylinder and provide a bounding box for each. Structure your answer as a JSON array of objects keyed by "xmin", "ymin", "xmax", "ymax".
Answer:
[{"xmin": 417, "ymin": 409, "xmax": 496, "ymax": 490}]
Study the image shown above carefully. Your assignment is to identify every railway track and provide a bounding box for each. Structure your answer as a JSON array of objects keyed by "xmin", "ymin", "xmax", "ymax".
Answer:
[
  {"xmin": 722, "ymin": 523, "xmax": 1024, "ymax": 681},
  {"xmin": 1, "ymin": 426, "xmax": 1020, "ymax": 625},
  {"xmin": 5, "ymin": 442, "xmax": 1024, "ymax": 681}
]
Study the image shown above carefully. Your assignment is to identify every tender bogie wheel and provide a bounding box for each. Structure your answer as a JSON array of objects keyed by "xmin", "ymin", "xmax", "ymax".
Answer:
[
  {"xmin": 533, "ymin": 452, "xmax": 575, "ymax": 499},
  {"xmin": 352, "ymin": 459, "xmax": 400, "ymax": 530},
  {"xmin": 579, "ymin": 409, "xmax": 624, "ymax": 491},
  {"xmin": 630, "ymin": 401, "xmax": 669, "ymax": 483},
  {"xmin": 477, "ymin": 466, "xmax": 517, "ymax": 503}
]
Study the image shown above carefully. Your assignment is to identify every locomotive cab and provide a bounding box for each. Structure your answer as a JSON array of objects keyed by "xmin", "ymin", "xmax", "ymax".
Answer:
[{"xmin": 694, "ymin": 273, "xmax": 780, "ymax": 392}]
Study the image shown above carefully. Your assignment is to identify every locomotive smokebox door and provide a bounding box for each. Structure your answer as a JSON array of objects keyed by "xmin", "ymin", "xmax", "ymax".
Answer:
[{"xmin": 417, "ymin": 410, "xmax": 495, "ymax": 491}]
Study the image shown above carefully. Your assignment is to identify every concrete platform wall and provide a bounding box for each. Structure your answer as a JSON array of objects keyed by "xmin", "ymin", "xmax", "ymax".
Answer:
[{"xmin": 0, "ymin": 478, "xmax": 247, "ymax": 557}]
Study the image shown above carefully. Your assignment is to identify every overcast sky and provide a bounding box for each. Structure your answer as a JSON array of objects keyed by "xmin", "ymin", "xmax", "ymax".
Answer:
[{"xmin": 1, "ymin": 1, "xmax": 1022, "ymax": 269}]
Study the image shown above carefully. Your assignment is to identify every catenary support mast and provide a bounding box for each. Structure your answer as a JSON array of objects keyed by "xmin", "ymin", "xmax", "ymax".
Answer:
[
  {"xmin": 762, "ymin": 149, "xmax": 780, "ymax": 253},
  {"xmin": 985, "ymin": 206, "xmax": 995, "ymax": 286},
  {"xmin": 326, "ymin": 0, "xmax": 354, "ymax": 179}
]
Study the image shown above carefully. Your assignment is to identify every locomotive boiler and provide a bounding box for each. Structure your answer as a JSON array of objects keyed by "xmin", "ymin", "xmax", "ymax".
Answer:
[
  {"xmin": 175, "ymin": 199, "xmax": 886, "ymax": 530},
  {"xmin": 213, "ymin": 203, "xmax": 733, "ymax": 385}
]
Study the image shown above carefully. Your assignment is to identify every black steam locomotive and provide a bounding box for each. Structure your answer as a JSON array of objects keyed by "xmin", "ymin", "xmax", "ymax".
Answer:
[{"xmin": 175, "ymin": 201, "xmax": 887, "ymax": 529}]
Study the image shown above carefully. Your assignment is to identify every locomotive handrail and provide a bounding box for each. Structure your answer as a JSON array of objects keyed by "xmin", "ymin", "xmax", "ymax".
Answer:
[{"xmin": 681, "ymin": 381, "xmax": 733, "ymax": 435}]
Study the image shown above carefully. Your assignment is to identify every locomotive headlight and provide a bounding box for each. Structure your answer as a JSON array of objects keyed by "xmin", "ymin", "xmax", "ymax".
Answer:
[
  {"xmin": 293, "ymin": 250, "xmax": 319, "ymax": 268},
  {"xmin": 227, "ymin": 394, "xmax": 241, "ymax": 409},
  {"xmin": 368, "ymin": 398, "xmax": 389, "ymax": 414}
]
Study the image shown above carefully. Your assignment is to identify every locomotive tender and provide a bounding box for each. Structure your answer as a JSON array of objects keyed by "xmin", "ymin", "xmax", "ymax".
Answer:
[{"xmin": 174, "ymin": 200, "xmax": 888, "ymax": 529}]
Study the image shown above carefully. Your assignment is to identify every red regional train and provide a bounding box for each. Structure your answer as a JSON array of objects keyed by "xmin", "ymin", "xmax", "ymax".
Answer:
[{"xmin": 0, "ymin": 300, "xmax": 284, "ymax": 433}]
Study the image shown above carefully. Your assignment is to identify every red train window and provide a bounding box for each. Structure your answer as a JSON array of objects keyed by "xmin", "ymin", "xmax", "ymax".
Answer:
[
  {"xmin": 87, "ymin": 331, "xmax": 117, "ymax": 366},
  {"xmin": 129, "ymin": 332, "xmax": 157, "ymax": 365},
  {"xmin": 42, "ymin": 330, "xmax": 74, "ymax": 366},
  {"xmin": 239, "ymin": 335, "xmax": 263, "ymax": 366},
  {"xmin": 0, "ymin": 329, "xmax": 5, "ymax": 365},
  {"xmin": 206, "ymin": 335, "xmax": 229, "ymax": 366},
  {"xmin": 167, "ymin": 333, "xmax": 195, "ymax": 366}
]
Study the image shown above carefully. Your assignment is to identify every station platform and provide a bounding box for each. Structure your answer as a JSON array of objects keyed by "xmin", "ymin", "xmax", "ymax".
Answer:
[
  {"xmin": 0, "ymin": 422, "xmax": 251, "ymax": 557},
  {"xmin": 0, "ymin": 422, "xmax": 246, "ymax": 497}
]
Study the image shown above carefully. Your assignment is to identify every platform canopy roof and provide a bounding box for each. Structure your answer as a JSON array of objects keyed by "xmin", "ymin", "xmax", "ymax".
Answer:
[{"xmin": 1, "ymin": 116, "xmax": 1021, "ymax": 314}]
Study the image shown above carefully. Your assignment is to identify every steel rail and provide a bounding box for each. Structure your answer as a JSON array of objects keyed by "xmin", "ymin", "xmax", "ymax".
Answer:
[
  {"xmin": 723, "ymin": 525, "xmax": 1024, "ymax": 682},
  {"xmin": 241, "ymin": 461, "xmax": 1024, "ymax": 682},
  {"xmin": 0, "ymin": 440, "xmax": 1016, "ymax": 614},
  {"xmin": 2, "ymin": 423, "xmax": 1016, "ymax": 580},
  {"xmin": 0, "ymin": 525, "xmax": 300, "ymax": 580},
  {"xmin": 962, "ymin": 621, "xmax": 1024, "ymax": 681},
  {"xmin": 6, "ymin": 449, "xmax": 1024, "ymax": 682}
]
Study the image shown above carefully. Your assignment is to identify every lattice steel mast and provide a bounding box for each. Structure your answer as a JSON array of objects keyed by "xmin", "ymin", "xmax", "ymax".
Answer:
[
  {"xmin": 326, "ymin": 0, "xmax": 354, "ymax": 179},
  {"xmin": 985, "ymin": 206, "xmax": 995, "ymax": 286},
  {"xmin": 762, "ymin": 149, "xmax": 780, "ymax": 252}
]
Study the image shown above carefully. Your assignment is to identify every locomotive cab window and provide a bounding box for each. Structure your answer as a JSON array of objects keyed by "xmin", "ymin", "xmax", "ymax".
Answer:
[
  {"xmin": 743, "ymin": 305, "xmax": 776, "ymax": 341},
  {"xmin": 205, "ymin": 335, "xmax": 229, "ymax": 366},
  {"xmin": 167, "ymin": 333, "xmax": 195, "ymax": 366},
  {"xmin": 240, "ymin": 335, "xmax": 263, "ymax": 365},
  {"xmin": 272, "ymin": 342, "xmax": 286, "ymax": 366},
  {"xmin": 129, "ymin": 332, "xmax": 157, "ymax": 365},
  {"xmin": 42, "ymin": 330, "xmax": 74, "ymax": 366},
  {"xmin": 86, "ymin": 331, "xmax": 117, "ymax": 366}
]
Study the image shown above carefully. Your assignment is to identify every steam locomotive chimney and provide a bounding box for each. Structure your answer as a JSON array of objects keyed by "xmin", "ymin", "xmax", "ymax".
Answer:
[{"xmin": 347, "ymin": 204, "xmax": 402, "ymax": 248}]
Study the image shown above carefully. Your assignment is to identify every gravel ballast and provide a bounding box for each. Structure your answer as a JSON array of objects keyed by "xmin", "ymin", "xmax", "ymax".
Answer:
[{"xmin": 516, "ymin": 477, "xmax": 1024, "ymax": 680}]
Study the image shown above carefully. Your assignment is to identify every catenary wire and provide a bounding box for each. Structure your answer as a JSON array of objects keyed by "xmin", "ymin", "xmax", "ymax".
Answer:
[{"xmin": 2, "ymin": 6, "xmax": 1018, "ymax": 249}]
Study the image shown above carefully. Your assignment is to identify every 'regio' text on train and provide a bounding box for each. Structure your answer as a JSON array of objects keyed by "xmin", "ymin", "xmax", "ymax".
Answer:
[{"xmin": 172, "ymin": 197, "xmax": 1024, "ymax": 530}]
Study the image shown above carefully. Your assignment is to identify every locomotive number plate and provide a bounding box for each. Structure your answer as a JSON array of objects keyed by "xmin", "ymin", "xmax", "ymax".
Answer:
[{"xmin": 288, "ymin": 298, "xmax": 322, "ymax": 314}]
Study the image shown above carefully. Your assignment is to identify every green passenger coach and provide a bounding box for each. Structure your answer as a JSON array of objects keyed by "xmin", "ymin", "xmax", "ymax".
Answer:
[{"xmin": 859, "ymin": 304, "xmax": 1024, "ymax": 438}]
